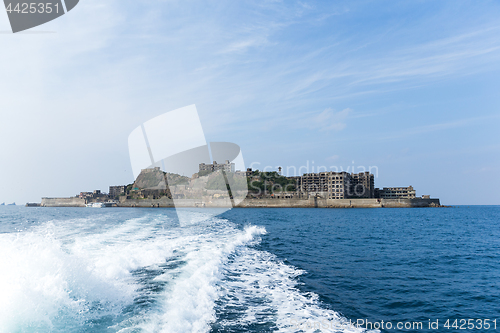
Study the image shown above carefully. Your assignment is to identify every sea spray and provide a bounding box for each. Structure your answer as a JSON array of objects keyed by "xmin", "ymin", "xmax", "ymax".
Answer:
[
  {"xmin": 135, "ymin": 224, "xmax": 267, "ymax": 333},
  {"xmin": 0, "ymin": 208, "xmax": 383, "ymax": 333}
]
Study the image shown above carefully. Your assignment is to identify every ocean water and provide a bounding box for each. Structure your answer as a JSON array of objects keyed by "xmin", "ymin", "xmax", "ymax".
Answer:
[{"xmin": 0, "ymin": 206, "xmax": 498, "ymax": 333}]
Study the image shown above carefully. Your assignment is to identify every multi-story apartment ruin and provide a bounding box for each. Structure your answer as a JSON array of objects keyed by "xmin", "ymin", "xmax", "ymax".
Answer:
[
  {"xmin": 298, "ymin": 171, "xmax": 375, "ymax": 199},
  {"xmin": 377, "ymin": 186, "xmax": 416, "ymax": 199},
  {"xmin": 350, "ymin": 171, "xmax": 375, "ymax": 198},
  {"xmin": 292, "ymin": 169, "xmax": 429, "ymax": 201},
  {"xmin": 109, "ymin": 185, "xmax": 127, "ymax": 198},
  {"xmin": 199, "ymin": 160, "xmax": 235, "ymax": 173}
]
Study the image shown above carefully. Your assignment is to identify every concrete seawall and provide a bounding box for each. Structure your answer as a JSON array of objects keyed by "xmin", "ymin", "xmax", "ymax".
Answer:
[
  {"xmin": 41, "ymin": 197, "xmax": 86, "ymax": 207},
  {"xmin": 40, "ymin": 197, "xmax": 441, "ymax": 208},
  {"xmin": 236, "ymin": 198, "xmax": 441, "ymax": 208},
  {"xmin": 117, "ymin": 197, "xmax": 175, "ymax": 208}
]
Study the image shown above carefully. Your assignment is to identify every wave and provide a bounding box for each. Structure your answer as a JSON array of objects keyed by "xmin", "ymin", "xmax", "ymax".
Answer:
[
  {"xmin": 0, "ymin": 225, "xmax": 134, "ymax": 332},
  {"xmin": 116, "ymin": 215, "xmax": 267, "ymax": 332},
  {"xmin": 215, "ymin": 246, "xmax": 371, "ymax": 333},
  {"xmin": 0, "ymin": 210, "xmax": 373, "ymax": 333}
]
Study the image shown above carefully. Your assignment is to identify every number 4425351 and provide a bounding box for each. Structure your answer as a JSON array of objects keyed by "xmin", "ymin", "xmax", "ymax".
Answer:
[
  {"xmin": 5, "ymin": 2, "xmax": 60, "ymax": 14},
  {"xmin": 444, "ymin": 319, "xmax": 497, "ymax": 330}
]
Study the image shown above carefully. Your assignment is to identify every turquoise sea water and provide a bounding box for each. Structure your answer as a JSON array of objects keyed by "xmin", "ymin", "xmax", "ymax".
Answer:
[{"xmin": 0, "ymin": 206, "xmax": 498, "ymax": 332}]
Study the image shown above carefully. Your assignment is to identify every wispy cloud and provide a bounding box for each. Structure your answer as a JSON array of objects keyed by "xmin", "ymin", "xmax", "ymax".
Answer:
[
  {"xmin": 326, "ymin": 154, "xmax": 340, "ymax": 161},
  {"xmin": 281, "ymin": 25, "xmax": 500, "ymax": 100},
  {"xmin": 219, "ymin": 38, "xmax": 268, "ymax": 54},
  {"xmin": 378, "ymin": 114, "xmax": 500, "ymax": 141},
  {"xmin": 308, "ymin": 108, "xmax": 352, "ymax": 131}
]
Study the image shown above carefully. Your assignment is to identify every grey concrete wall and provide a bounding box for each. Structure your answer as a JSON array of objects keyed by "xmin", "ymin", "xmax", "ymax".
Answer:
[
  {"xmin": 381, "ymin": 198, "xmax": 440, "ymax": 207},
  {"xmin": 325, "ymin": 198, "xmax": 381, "ymax": 208},
  {"xmin": 236, "ymin": 197, "xmax": 441, "ymax": 208},
  {"xmin": 117, "ymin": 197, "xmax": 175, "ymax": 208},
  {"xmin": 116, "ymin": 197, "xmax": 235, "ymax": 208},
  {"xmin": 237, "ymin": 198, "xmax": 381, "ymax": 208},
  {"xmin": 237, "ymin": 198, "xmax": 317, "ymax": 208},
  {"xmin": 39, "ymin": 196, "xmax": 441, "ymax": 208},
  {"xmin": 41, "ymin": 197, "xmax": 86, "ymax": 207}
]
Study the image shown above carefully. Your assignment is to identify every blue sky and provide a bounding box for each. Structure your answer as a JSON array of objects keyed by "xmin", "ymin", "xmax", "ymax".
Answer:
[{"xmin": 1, "ymin": 0, "xmax": 499, "ymax": 205}]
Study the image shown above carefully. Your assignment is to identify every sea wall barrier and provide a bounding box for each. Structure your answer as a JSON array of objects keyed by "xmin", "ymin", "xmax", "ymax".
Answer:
[
  {"xmin": 41, "ymin": 197, "xmax": 86, "ymax": 207},
  {"xmin": 40, "ymin": 197, "xmax": 441, "ymax": 208},
  {"xmin": 236, "ymin": 197, "xmax": 440, "ymax": 208}
]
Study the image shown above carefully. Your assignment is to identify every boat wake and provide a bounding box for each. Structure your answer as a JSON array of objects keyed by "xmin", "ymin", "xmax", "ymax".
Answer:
[{"xmin": 0, "ymin": 210, "xmax": 372, "ymax": 333}]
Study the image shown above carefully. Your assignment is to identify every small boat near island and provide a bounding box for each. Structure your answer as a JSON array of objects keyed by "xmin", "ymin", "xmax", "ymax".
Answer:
[
  {"xmin": 0, "ymin": 202, "xmax": 4, "ymax": 206},
  {"xmin": 7, "ymin": 203, "xmax": 15, "ymax": 206},
  {"xmin": 86, "ymin": 202, "xmax": 116, "ymax": 208}
]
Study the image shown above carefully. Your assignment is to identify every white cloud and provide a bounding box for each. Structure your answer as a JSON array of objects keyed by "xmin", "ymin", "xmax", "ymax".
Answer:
[
  {"xmin": 377, "ymin": 114, "xmax": 500, "ymax": 141},
  {"xmin": 219, "ymin": 38, "xmax": 268, "ymax": 54},
  {"xmin": 326, "ymin": 155, "xmax": 339, "ymax": 161},
  {"xmin": 309, "ymin": 108, "xmax": 352, "ymax": 131}
]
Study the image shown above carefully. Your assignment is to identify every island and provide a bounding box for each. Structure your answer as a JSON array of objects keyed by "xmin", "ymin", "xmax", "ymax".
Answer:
[{"xmin": 33, "ymin": 160, "xmax": 442, "ymax": 208}]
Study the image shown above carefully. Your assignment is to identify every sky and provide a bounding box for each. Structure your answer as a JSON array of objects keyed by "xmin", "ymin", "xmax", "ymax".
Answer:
[{"xmin": 0, "ymin": 0, "xmax": 499, "ymax": 205}]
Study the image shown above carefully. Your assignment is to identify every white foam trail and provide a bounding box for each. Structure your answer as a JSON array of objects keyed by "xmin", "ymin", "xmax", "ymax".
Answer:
[
  {"xmin": 0, "ymin": 210, "xmax": 373, "ymax": 333},
  {"xmin": 121, "ymin": 214, "xmax": 266, "ymax": 333},
  {"xmin": 0, "ymin": 214, "xmax": 173, "ymax": 332},
  {"xmin": 0, "ymin": 230, "xmax": 132, "ymax": 332},
  {"xmin": 157, "ymin": 225, "xmax": 266, "ymax": 333},
  {"xmin": 216, "ymin": 247, "xmax": 376, "ymax": 333},
  {"xmin": 69, "ymin": 216, "xmax": 170, "ymax": 282}
]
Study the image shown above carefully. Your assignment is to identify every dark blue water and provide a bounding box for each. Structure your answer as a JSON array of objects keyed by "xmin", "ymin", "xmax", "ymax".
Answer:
[
  {"xmin": 0, "ymin": 206, "xmax": 498, "ymax": 332},
  {"xmin": 222, "ymin": 206, "xmax": 500, "ymax": 332}
]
